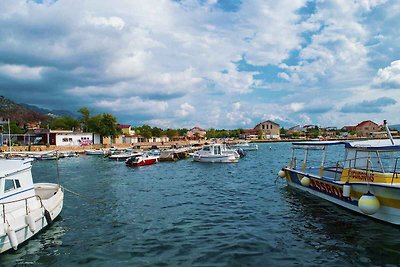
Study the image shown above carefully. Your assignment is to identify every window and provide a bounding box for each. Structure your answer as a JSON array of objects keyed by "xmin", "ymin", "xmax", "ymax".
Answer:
[
  {"xmin": 4, "ymin": 179, "xmax": 15, "ymax": 192},
  {"xmin": 62, "ymin": 138, "xmax": 68, "ymax": 142},
  {"xmin": 15, "ymin": 180, "xmax": 21, "ymax": 188}
]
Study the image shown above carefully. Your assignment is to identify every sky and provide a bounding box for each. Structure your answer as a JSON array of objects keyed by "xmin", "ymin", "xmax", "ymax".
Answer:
[{"xmin": 0, "ymin": 0, "xmax": 399, "ymax": 129}]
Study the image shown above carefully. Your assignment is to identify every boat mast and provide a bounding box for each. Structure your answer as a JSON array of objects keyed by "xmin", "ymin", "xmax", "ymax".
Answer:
[
  {"xmin": 384, "ymin": 120, "xmax": 394, "ymax": 145},
  {"xmin": 8, "ymin": 118, "xmax": 11, "ymax": 154}
]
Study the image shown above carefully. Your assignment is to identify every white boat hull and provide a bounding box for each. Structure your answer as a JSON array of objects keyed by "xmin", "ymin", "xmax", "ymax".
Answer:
[
  {"xmin": 193, "ymin": 154, "xmax": 238, "ymax": 163},
  {"xmin": 0, "ymin": 184, "xmax": 64, "ymax": 253}
]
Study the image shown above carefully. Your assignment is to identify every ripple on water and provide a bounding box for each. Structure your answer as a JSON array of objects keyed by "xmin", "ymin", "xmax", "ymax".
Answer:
[{"xmin": 2, "ymin": 143, "xmax": 400, "ymax": 266}]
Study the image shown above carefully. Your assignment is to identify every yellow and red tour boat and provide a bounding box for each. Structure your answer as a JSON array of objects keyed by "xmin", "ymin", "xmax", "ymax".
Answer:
[{"xmin": 279, "ymin": 122, "xmax": 400, "ymax": 225}]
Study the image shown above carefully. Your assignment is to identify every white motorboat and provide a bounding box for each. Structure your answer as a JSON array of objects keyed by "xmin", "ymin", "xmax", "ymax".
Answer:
[
  {"xmin": 85, "ymin": 149, "xmax": 105, "ymax": 155},
  {"xmin": 109, "ymin": 151, "xmax": 142, "ymax": 161},
  {"xmin": 193, "ymin": 143, "xmax": 239, "ymax": 163},
  {"xmin": 0, "ymin": 158, "xmax": 64, "ymax": 253},
  {"xmin": 230, "ymin": 141, "xmax": 258, "ymax": 151}
]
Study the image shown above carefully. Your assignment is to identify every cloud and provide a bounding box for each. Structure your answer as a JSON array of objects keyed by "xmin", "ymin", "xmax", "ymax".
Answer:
[
  {"xmin": 86, "ymin": 14, "xmax": 125, "ymax": 30},
  {"xmin": 0, "ymin": 64, "xmax": 44, "ymax": 80},
  {"xmin": 175, "ymin": 102, "xmax": 195, "ymax": 117},
  {"xmin": 373, "ymin": 60, "xmax": 400, "ymax": 89},
  {"xmin": 0, "ymin": 0, "xmax": 399, "ymax": 128},
  {"xmin": 341, "ymin": 97, "xmax": 397, "ymax": 113},
  {"xmin": 94, "ymin": 97, "xmax": 169, "ymax": 116}
]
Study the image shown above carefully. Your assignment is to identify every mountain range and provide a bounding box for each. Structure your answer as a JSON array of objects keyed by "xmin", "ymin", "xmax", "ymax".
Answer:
[{"xmin": 0, "ymin": 96, "xmax": 76, "ymax": 124}]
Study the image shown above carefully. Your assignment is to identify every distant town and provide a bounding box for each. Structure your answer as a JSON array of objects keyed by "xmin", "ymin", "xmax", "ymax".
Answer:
[
  {"xmin": 0, "ymin": 94, "xmax": 398, "ymax": 148},
  {"xmin": 1, "ymin": 114, "xmax": 398, "ymax": 149}
]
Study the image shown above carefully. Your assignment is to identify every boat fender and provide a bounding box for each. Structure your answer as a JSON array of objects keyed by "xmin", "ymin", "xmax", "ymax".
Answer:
[
  {"xmin": 5, "ymin": 224, "xmax": 18, "ymax": 250},
  {"xmin": 343, "ymin": 183, "xmax": 351, "ymax": 198},
  {"xmin": 358, "ymin": 192, "xmax": 380, "ymax": 215},
  {"xmin": 44, "ymin": 209, "xmax": 53, "ymax": 226},
  {"xmin": 300, "ymin": 177, "xmax": 311, "ymax": 187},
  {"xmin": 25, "ymin": 213, "xmax": 37, "ymax": 233},
  {"xmin": 278, "ymin": 169, "xmax": 286, "ymax": 178}
]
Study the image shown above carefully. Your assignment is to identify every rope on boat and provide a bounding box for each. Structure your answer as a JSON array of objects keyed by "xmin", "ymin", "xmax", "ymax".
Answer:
[{"xmin": 61, "ymin": 186, "xmax": 107, "ymax": 205}]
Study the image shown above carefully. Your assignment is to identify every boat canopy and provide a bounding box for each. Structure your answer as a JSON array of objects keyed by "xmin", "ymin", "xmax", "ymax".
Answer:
[
  {"xmin": 292, "ymin": 140, "xmax": 344, "ymax": 146},
  {"xmin": 344, "ymin": 139, "xmax": 400, "ymax": 151},
  {"xmin": 292, "ymin": 139, "xmax": 400, "ymax": 151}
]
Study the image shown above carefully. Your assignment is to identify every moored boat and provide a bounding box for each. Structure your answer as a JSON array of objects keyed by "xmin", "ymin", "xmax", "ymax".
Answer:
[
  {"xmin": 230, "ymin": 141, "xmax": 258, "ymax": 151},
  {"xmin": 125, "ymin": 154, "xmax": 158, "ymax": 167},
  {"xmin": 85, "ymin": 149, "xmax": 105, "ymax": 155},
  {"xmin": 278, "ymin": 121, "xmax": 400, "ymax": 225},
  {"xmin": 193, "ymin": 143, "xmax": 239, "ymax": 163},
  {"xmin": 0, "ymin": 158, "xmax": 64, "ymax": 253}
]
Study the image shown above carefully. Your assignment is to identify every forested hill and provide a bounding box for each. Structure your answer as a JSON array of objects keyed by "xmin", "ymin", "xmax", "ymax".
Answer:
[{"xmin": 0, "ymin": 96, "xmax": 49, "ymax": 124}]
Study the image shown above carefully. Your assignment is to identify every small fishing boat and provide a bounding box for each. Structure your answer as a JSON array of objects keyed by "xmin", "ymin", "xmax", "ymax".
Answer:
[
  {"xmin": 125, "ymin": 154, "xmax": 158, "ymax": 167},
  {"xmin": 193, "ymin": 143, "xmax": 239, "ymax": 163},
  {"xmin": 278, "ymin": 121, "xmax": 400, "ymax": 225},
  {"xmin": 0, "ymin": 158, "xmax": 64, "ymax": 253},
  {"xmin": 230, "ymin": 141, "xmax": 258, "ymax": 151},
  {"xmin": 85, "ymin": 149, "xmax": 105, "ymax": 155}
]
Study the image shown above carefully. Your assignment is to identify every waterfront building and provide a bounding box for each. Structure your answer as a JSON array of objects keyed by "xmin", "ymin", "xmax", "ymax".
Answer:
[
  {"xmin": 239, "ymin": 129, "xmax": 258, "ymax": 139},
  {"xmin": 117, "ymin": 124, "xmax": 135, "ymax": 135},
  {"xmin": 344, "ymin": 120, "xmax": 380, "ymax": 137},
  {"xmin": 253, "ymin": 120, "xmax": 280, "ymax": 139},
  {"xmin": 188, "ymin": 127, "xmax": 207, "ymax": 138}
]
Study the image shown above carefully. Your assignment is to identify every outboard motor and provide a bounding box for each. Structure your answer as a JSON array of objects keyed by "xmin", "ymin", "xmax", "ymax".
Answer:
[
  {"xmin": 125, "ymin": 156, "xmax": 133, "ymax": 166},
  {"xmin": 237, "ymin": 148, "xmax": 246, "ymax": 158}
]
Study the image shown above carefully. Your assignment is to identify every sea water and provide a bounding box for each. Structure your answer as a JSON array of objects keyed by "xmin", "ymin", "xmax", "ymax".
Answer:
[{"xmin": 2, "ymin": 142, "xmax": 400, "ymax": 266}]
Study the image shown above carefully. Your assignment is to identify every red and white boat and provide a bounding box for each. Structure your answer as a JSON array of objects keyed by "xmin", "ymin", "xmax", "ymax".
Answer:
[{"xmin": 125, "ymin": 154, "xmax": 158, "ymax": 167}]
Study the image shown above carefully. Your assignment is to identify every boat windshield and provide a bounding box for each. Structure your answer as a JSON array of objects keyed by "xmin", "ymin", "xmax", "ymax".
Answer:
[
  {"xmin": 203, "ymin": 146, "xmax": 211, "ymax": 151},
  {"xmin": 344, "ymin": 149, "xmax": 400, "ymax": 173}
]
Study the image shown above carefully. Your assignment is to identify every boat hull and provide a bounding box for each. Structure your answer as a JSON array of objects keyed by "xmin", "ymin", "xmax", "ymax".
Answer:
[
  {"xmin": 284, "ymin": 168, "xmax": 400, "ymax": 225},
  {"xmin": 193, "ymin": 154, "xmax": 238, "ymax": 163},
  {"xmin": 0, "ymin": 184, "xmax": 64, "ymax": 253},
  {"xmin": 132, "ymin": 158, "xmax": 157, "ymax": 166},
  {"xmin": 85, "ymin": 150, "xmax": 104, "ymax": 155}
]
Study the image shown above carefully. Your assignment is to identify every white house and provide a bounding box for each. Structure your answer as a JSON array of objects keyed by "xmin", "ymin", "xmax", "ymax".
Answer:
[{"xmin": 52, "ymin": 130, "xmax": 100, "ymax": 146}]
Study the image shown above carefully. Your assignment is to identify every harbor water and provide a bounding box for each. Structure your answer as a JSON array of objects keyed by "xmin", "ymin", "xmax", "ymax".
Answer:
[{"xmin": 2, "ymin": 142, "xmax": 400, "ymax": 266}]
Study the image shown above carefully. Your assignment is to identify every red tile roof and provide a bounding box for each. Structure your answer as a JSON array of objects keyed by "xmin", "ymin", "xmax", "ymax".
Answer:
[
  {"xmin": 356, "ymin": 120, "xmax": 378, "ymax": 127},
  {"xmin": 118, "ymin": 124, "xmax": 131, "ymax": 129}
]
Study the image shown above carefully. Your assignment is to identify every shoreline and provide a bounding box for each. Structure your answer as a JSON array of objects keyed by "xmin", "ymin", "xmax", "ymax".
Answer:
[{"xmin": 1, "ymin": 136, "xmax": 396, "ymax": 153}]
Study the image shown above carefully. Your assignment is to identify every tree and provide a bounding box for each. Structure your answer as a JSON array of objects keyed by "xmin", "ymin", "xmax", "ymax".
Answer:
[
  {"xmin": 8, "ymin": 121, "xmax": 25, "ymax": 134},
  {"xmin": 136, "ymin": 125, "xmax": 152, "ymax": 139},
  {"xmin": 50, "ymin": 116, "xmax": 79, "ymax": 130},
  {"xmin": 151, "ymin": 127, "xmax": 163, "ymax": 137},
  {"xmin": 86, "ymin": 113, "xmax": 120, "ymax": 138},
  {"xmin": 78, "ymin": 107, "xmax": 91, "ymax": 132},
  {"xmin": 165, "ymin": 128, "xmax": 178, "ymax": 140},
  {"xmin": 99, "ymin": 113, "xmax": 120, "ymax": 138},
  {"xmin": 177, "ymin": 128, "xmax": 188, "ymax": 136}
]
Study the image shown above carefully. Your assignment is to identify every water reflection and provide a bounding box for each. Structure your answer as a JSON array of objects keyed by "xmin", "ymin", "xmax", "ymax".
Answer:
[
  {"xmin": 283, "ymin": 187, "xmax": 400, "ymax": 265},
  {"xmin": 1, "ymin": 221, "xmax": 66, "ymax": 265}
]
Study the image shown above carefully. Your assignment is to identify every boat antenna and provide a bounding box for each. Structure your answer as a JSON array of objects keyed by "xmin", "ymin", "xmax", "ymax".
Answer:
[{"xmin": 384, "ymin": 120, "xmax": 395, "ymax": 145}]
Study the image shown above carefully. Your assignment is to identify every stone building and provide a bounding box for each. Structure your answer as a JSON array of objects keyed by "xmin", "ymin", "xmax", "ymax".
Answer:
[
  {"xmin": 254, "ymin": 120, "xmax": 280, "ymax": 139},
  {"xmin": 355, "ymin": 120, "xmax": 380, "ymax": 137}
]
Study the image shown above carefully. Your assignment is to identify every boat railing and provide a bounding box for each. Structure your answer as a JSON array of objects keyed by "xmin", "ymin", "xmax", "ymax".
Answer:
[
  {"xmin": 391, "ymin": 157, "xmax": 400, "ymax": 184},
  {"xmin": 0, "ymin": 194, "xmax": 44, "ymax": 223}
]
